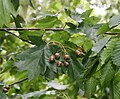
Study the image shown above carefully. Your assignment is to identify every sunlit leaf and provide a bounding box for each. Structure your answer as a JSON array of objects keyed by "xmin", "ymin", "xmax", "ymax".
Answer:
[
  {"xmin": 0, "ymin": 0, "xmax": 15, "ymax": 27},
  {"xmin": 109, "ymin": 15, "xmax": 120, "ymax": 28},
  {"xmin": 50, "ymin": 30, "xmax": 70, "ymax": 43},
  {"xmin": 97, "ymin": 23, "xmax": 110, "ymax": 34},
  {"xmin": 82, "ymin": 9, "xmax": 93, "ymax": 18},
  {"xmin": 35, "ymin": 16, "xmax": 61, "ymax": 28}
]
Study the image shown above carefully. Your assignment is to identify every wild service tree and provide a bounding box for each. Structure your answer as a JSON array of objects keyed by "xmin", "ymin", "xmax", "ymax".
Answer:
[{"xmin": 0, "ymin": 0, "xmax": 120, "ymax": 99}]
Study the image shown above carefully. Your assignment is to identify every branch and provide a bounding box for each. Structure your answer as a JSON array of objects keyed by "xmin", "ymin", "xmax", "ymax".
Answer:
[
  {"xmin": 8, "ymin": 78, "xmax": 28, "ymax": 86},
  {"xmin": 104, "ymin": 32, "xmax": 120, "ymax": 35},
  {"xmin": 0, "ymin": 28, "xmax": 64, "ymax": 31}
]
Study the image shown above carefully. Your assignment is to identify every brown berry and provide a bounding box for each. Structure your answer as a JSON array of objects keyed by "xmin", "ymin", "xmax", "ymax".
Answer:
[
  {"xmin": 49, "ymin": 55, "xmax": 55, "ymax": 63},
  {"xmin": 64, "ymin": 54, "xmax": 70, "ymax": 60},
  {"xmin": 57, "ymin": 61, "xmax": 62, "ymax": 67},
  {"xmin": 3, "ymin": 86, "xmax": 10, "ymax": 93},
  {"xmin": 55, "ymin": 53, "xmax": 60, "ymax": 59},
  {"xmin": 64, "ymin": 61, "xmax": 69, "ymax": 67},
  {"xmin": 75, "ymin": 50, "xmax": 81, "ymax": 57},
  {"xmin": 4, "ymin": 86, "xmax": 10, "ymax": 90}
]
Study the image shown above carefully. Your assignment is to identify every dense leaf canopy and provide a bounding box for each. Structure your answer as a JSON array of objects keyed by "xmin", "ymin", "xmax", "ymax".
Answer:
[{"xmin": 0, "ymin": 0, "xmax": 120, "ymax": 99}]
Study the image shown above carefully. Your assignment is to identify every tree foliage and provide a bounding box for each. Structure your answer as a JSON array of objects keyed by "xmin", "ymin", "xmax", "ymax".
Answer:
[{"xmin": 0, "ymin": 0, "xmax": 120, "ymax": 99}]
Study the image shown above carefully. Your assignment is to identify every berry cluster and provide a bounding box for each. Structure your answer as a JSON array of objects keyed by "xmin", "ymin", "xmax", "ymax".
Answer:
[
  {"xmin": 49, "ymin": 53, "xmax": 70, "ymax": 67},
  {"xmin": 49, "ymin": 49, "xmax": 83, "ymax": 67}
]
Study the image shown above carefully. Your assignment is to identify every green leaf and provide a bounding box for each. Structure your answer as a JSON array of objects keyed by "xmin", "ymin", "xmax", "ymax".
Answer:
[
  {"xmin": 78, "ymin": 9, "xmax": 95, "ymax": 25},
  {"xmin": 97, "ymin": 23, "xmax": 110, "ymax": 34},
  {"xmin": 35, "ymin": 16, "xmax": 62, "ymax": 28},
  {"xmin": 84, "ymin": 16, "xmax": 100, "ymax": 26},
  {"xmin": 83, "ymin": 58, "xmax": 99, "ymax": 78},
  {"xmin": 15, "ymin": 44, "xmax": 60, "ymax": 80},
  {"xmin": 69, "ymin": 34, "xmax": 87, "ymax": 45},
  {"xmin": 11, "ymin": 0, "xmax": 19, "ymax": 11},
  {"xmin": 25, "ymin": 30, "xmax": 45, "ymax": 37},
  {"xmin": 66, "ymin": 22, "xmax": 77, "ymax": 29},
  {"xmin": 113, "ymin": 71, "xmax": 120, "ymax": 99},
  {"xmin": 91, "ymin": 36, "xmax": 111, "ymax": 56},
  {"xmin": 12, "ymin": 15, "xmax": 24, "ymax": 28},
  {"xmin": 101, "ymin": 38, "xmax": 119, "ymax": 65},
  {"xmin": 69, "ymin": 34, "xmax": 93, "ymax": 51},
  {"xmin": 0, "ymin": 31, "xmax": 5, "ymax": 37},
  {"xmin": 44, "ymin": 67, "xmax": 58, "ymax": 80},
  {"xmin": 20, "ymin": 30, "xmax": 45, "ymax": 46},
  {"xmin": 0, "ymin": 0, "xmax": 15, "ymax": 27},
  {"xmin": 82, "ymin": 9, "xmax": 93, "ymax": 18},
  {"xmin": 71, "ymin": 13, "xmax": 82, "ymax": 23},
  {"xmin": 112, "ymin": 41, "xmax": 120, "ymax": 66},
  {"xmin": 50, "ymin": 31, "xmax": 70, "ymax": 43},
  {"xmin": 100, "ymin": 61, "xmax": 115, "ymax": 88},
  {"xmin": 84, "ymin": 77, "xmax": 98, "ymax": 98},
  {"xmin": 109, "ymin": 15, "xmax": 120, "ymax": 28},
  {"xmin": 65, "ymin": 8, "xmax": 71, "ymax": 16},
  {"xmin": 68, "ymin": 52, "xmax": 85, "ymax": 85},
  {"xmin": 78, "ymin": 23, "xmax": 100, "ymax": 39},
  {"xmin": 110, "ymin": 29, "xmax": 120, "ymax": 33}
]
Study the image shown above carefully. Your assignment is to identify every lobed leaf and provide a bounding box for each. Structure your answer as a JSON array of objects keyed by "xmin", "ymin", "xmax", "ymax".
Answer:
[{"xmin": 15, "ymin": 44, "xmax": 60, "ymax": 80}]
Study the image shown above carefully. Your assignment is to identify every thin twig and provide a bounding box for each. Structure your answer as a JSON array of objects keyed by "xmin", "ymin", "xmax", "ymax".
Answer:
[
  {"xmin": 4, "ymin": 30, "xmax": 33, "ymax": 44},
  {"xmin": 104, "ymin": 32, "xmax": 120, "ymax": 35},
  {"xmin": 47, "ymin": 41, "xmax": 67, "ymax": 54},
  {"xmin": 63, "ymin": 22, "xmax": 67, "ymax": 29},
  {"xmin": 0, "ymin": 28, "xmax": 64, "ymax": 31},
  {"xmin": 8, "ymin": 78, "xmax": 28, "ymax": 86}
]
